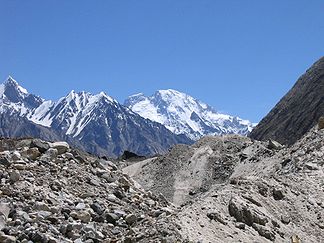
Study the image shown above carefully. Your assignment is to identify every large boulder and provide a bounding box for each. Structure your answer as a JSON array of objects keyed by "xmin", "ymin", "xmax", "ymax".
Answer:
[{"xmin": 49, "ymin": 142, "xmax": 70, "ymax": 155}]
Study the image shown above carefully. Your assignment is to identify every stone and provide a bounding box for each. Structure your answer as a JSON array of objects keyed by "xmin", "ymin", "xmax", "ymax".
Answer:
[
  {"xmin": 235, "ymin": 222, "xmax": 245, "ymax": 229},
  {"xmin": 78, "ymin": 211, "xmax": 91, "ymax": 223},
  {"xmin": 11, "ymin": 151, "xmax": 21, "ymax": 161},
  {"xmin": 12, "ymin": 163, "xmax": 26, "ymax": 170},
  {"xmin": 34, "ymin": 201, "xmax": 51, "ymax": 211},
  {"xmin": 105, "ymin": 213, "xmax": 119, "ymax": 225},
  {"xmin": 268, "ymin": 139, "xmax": 283, "ymax": 150},
  {"xmin": 70, "ymin": 211, "xmax": 91, "ymax": 223},
  {"xmin": 45, "ymin": 148, "xmax": 58, "ymax": 159},
  {"xmin": 206, "ymin": 211, "xmax": 227, "ymax": 225},
  {"xmin": 101, "ymin": 172, "xmax": 117, "ymax": 183},
  {"xmin": 0, "ymin": 203, "xmax": 10, "ymax": 230},
  {"xmin": 0, "ymin": 232, "xmax": 16, "ymax": 243},
  {"xmin": 318, "ymin": 116, "xmax": 324, "ymax": 130},
  {"xmin": 252, "ymin": 223, "xmax": 275, "ymax": 241},
  {"xmin": 9, "ymin": 170, "xmax": 20, "ymax": 183},
  {"xmin": 291, "ymin": 234, "xmax": 301, "ymax": 243},
  {"xmin": 37, "ymin": 210, "xmax": 52, "ymax": 219},
  {"xmin": 24, "ymin": 147, "xmax": 41, "ymax": 160},
  {"xmin": 96, "ymin": 159, "xmax": 117, "ymax": 171},
  {"xmin": 272, "ymin": 187, "xmax": 285, "ymax": 200},
  {"xmin": 30, "ymin": 139, "xmax": 50, "ymax": 153},
  {"xmin": 0, "ymin": 203, "xmax": 10, "ymax": 220},
  {"xmin": 107, "ymin": 194, "xmax": 118, "ymax": 202},
  {"xmin": 281, "ymin": 215, "xmax": 290, "ymax": 225},
  {"xmin": 113, "ymin": 209, "xmax": 127, "ymax": 218},
  {"xmin": 90, "ymin": 203, "xmax": 104, "ymax": 215},
  {"xmin": 0, "ymin": 152, "xmax": 11, "ymax": 166},
  {"xmin": 75, "ymin": 202, "xmax": 86, "ymax": 210},
  {"xmin": 64, "ymin": 152, "xmax": 74, "ymax": 160},
  {"xmin": 305, "ymin": 163, "xmax": 319, "ymax": 170},
  {"xmin": 228, "ymin": 197, "xmax": 268, "ymax": 226},
  {"xmin": 125, "ymin": 214, "xmax": 137, "ymax": 225},
  {"xmin": 50, "ymin": 142, "xmax": 70, "ymax": 155}
]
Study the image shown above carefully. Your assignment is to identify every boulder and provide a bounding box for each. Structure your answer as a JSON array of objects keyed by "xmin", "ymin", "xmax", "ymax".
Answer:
[
  {"xmin": 268, "ymin": 139, "xmax": 283, "ymax": 150},
  {"xmin": 252, "ymin": 223, "xmax": 275, "ymax": 241},
  {"xmin": 228, "ymin": 197, "xmax": 268, "ymax": 226},
  {"xmin": 24, "ymin": 147, "xmax": 41, "ymax": 160},
  {"xmin": 0, "ymin": 152, "xmax": 11, "ymax": 166},
  {"xmin": 30, "ymin": 139, "xmax": 50, "ymax": 153},
  {"xmin": 0, "ymin": 203, "xmax": 10, "ymax": 230},
  {"xmin": 50, "ymin": 142, "xmax": 70, "ymax": 155},
  {"xmin": 105, "ymin": 212, "xmax": 119, "ymax": 225},
  {"xmin": 318, "ymin": 116, "xmax": 324, "ymax": 130},
  {"xmin": 9, "ymin": 170, "xmax": 20, "ymax": 183},
  {"xmin": 45, "ymin": 148, "xmax": 59, "ymax": 159},
  {"xmin": 272, "ymin": 187, "xmax": 285, "ymax": 200},
  {"xmin": 125, "ymin": 214, "xmax": 137, "ymax": 225},
  {"xmin": 0, "ymin": 232, "xmax": 16, "ymax": 243},
  {"xmin": 291, "ymin": 235, "xmax": 301, "ymax": 243}
]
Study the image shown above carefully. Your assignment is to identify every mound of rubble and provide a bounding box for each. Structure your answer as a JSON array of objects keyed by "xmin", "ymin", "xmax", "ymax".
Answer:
[
  {"xmin": 124, "ymin": 126, "xmax": 324, "ymax": 242},
  {"xmin": 0, "ymin": 138, "xmax": 182, "ymax": 243}
]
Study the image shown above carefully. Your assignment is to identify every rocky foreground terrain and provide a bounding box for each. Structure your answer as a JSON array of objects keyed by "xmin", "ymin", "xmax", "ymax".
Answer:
[
  {"xmin": 0, "ymin": 138, "xmax": 183, "ymax": 242},
  {"xmin": 1, "ymin": 124, "xmax": 324, "ymax": 242},
  {"xmin": 124, "ymin": 123, "xmax": 324, "ymax": 242}
]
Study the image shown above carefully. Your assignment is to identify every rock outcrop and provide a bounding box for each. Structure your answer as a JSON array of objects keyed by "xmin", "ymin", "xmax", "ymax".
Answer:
[{"xmin": 249, "ymin": 56, "xmax": 324, "ymax": 145}]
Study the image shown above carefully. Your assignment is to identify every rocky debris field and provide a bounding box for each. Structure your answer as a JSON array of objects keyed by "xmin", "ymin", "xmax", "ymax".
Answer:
[
  {"xmin": 2, "ymin": 126, "xmax": 324, "ymax": 242},
  {"xmin": 124, "ymin": 126, "xmax": 324, "ymax": 242},
  {"xmin": 0, "ymin": 138, "xmax": 183, "ymax": 243}
]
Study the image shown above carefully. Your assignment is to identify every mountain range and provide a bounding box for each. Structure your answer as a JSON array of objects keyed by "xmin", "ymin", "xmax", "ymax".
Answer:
[
  {"xmin": 0, "ymin": 76, "xmax": 254, "ymax": 157},
  {"xmin": 125, "ymin": 89, "xmax": 254, "ymax": 140}
]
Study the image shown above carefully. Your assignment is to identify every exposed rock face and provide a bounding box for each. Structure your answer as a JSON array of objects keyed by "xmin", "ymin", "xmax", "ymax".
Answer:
[
  {"xmin": 249, "ymin": 56, "xmax": 324, "ymax": 145},
  {"xmin": 0, "ymin": 138, "xmax": 182, "ymax": 242},
  {"xmin": 124, "ymin": 127, "xmax": 324, "ymax": 242}
]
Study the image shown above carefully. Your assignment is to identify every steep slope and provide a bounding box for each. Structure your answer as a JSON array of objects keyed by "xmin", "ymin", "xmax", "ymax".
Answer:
[
  {"xmin": 124, "ymin": 125, "xmax": 324, "ymax": 242},
  {"xmin": 125, "ymin": 89, "xmax": 254, "ymax": 140},
  {"xmin": 249, "ymin": 56, "xmax": 324, "ymax": 145},
  {"xmin": 0, "ymin": 77, "xmax": 192, "ymax": 157}
]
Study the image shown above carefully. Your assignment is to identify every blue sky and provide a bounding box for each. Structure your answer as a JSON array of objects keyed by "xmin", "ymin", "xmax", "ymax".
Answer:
[{"xmin": 1, "ymin": 0, "xmax": 324, "ymax": 122}]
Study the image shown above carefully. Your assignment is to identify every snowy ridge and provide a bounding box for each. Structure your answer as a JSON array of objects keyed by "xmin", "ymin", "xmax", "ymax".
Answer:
[
  {"xmin": 0, "ymin": 76, "xmax": 119, "ymax": 138},
  {"xmin": 28, "ymin": 90, "xmax": 119, "ymax": 137},
  {"xmin": 125, "ymin": 89, "xmax": 255, "ymax": 140}
]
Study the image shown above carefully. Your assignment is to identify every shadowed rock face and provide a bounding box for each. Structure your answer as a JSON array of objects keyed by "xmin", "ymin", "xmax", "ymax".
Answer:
[{"xmin": 249, "ymin": 56, "xmax": 324, "ymax": 145}]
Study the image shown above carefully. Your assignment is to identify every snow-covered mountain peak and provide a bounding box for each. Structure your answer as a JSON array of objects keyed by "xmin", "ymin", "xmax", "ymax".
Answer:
[
  {"xmin": 125, "ymin": 89, "xmax": 255, "ymax": 140},
  {"xmin": 95, "ymin": 91, "xmax": 116, "ymax": 103},
  {"xmin": 0, "ymin": 76, "xmax": 43, "ymax": 116},
  {"xmin": 3, "ymin": 76, "xmax": 28, "ymax": 95}
]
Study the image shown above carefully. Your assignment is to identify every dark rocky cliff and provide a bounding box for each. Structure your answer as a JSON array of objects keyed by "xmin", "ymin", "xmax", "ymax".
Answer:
[{"xmin": 249, "ymin": 56, "xmax": 324, "ymax": 145}]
